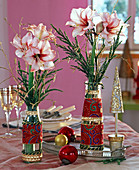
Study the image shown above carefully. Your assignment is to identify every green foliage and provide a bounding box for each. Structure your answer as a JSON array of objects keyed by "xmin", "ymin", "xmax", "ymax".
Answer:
[
  {"xmin": 51, "ymin": 15, "xmax": 130, "ymax": 95},
  {"xmin": 51, "ymin": 24, "xmax": 122, "ymax": 90},
  {"xmin": 17, "ymin": 61, "xmax": 62, "ymax": 110},
  {"xmin": 95, "ymin": 157, "xmax": 126, "ymax": 165}
]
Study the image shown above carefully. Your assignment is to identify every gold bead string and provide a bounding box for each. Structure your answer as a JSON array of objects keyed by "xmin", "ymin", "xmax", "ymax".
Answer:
[
  {"xmin": 26, "ymin": 111, "xmax": 38, "ymax": 116},
  {"xmin": 85, "ymin": 90, "xmax": 99, "ymax": 95},
  {"xmin": 82, "ymin": 116, "xmax": 103, "ymax": 122}
]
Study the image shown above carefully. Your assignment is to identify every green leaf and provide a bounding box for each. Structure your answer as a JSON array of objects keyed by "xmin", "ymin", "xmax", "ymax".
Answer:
[
  {"xmin": 39, "ymin": 78, "xmax": 54, "ymax": 94},
  {"xmin": 47, "ymin": 88, "xmax": 63, "ymax": 93},
  {"xmin": 71, "ymin": 65, "xmax": 87, "ymax": 74},
  {"xmin": 39, "ymin": 93, "xmax": 49, "ymax": 102},
  {"xmin": 124, "ymin": 16, "xmax": 131, "ymax": 23}
]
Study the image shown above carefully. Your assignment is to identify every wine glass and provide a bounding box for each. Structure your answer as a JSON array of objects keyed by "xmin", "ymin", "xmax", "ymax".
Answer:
[
  {"xmin": 0, "ymin": 87, "xmax": 15, "ymax": 137},
  {"xmin": 9, "ymin": 85, "xmax": 24, "ymax": 131}
]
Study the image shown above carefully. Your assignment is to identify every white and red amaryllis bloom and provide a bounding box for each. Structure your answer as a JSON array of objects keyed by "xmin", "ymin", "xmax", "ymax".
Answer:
[
  {"xmin": 23, "ymin": 40, "xmax": 56, "ymax": 72},
  {"xmin": 11, "ymin": 32, "xmax": 39, "ymax": 58},
  {"xmin": 25, "ymin": 23, "xmax": 56, "ymax": 41},
  {"xmin": 66, "ymin": 6, "xmax": 96, "ymax": 37},
  {"xmin": 97, "ymin": 11, "xmax": 129, "ymax": 44}
]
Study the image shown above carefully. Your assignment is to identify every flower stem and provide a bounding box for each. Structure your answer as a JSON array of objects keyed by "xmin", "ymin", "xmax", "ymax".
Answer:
[
  {"xmin": 28, "ymin": 65, "xmax": 34, "ymax": 109},
  {"xmin": 90, "ymin": 38, "xmax": 96, "ymax": 75},
  {"xmin": 28, "ymin": 65, "xmax": 34, "ymax": 95}
]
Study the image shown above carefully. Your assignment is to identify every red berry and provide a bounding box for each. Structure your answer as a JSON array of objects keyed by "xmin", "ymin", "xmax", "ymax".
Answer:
[{"xmin": 59, "ymin": 145, "xmax": 78, "ymax": 164}]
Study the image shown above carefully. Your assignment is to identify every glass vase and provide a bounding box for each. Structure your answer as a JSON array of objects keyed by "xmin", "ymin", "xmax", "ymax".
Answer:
[
  {"xmin": 80, "ymin": 82, "xmax": 104, "ymax": 151},
  {"xmin": 22, "ymin": 106, "xmax": 43, "ymax": 163}
]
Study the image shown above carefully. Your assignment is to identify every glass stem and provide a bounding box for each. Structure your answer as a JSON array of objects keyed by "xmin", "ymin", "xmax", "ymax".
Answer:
[
  {"xmin": 5, "ymin": 111, "xmax": 11, "ymax": 134},
  {"xmin": 15, "ymin": 107, "xmax": 21, "ymax": 129}
]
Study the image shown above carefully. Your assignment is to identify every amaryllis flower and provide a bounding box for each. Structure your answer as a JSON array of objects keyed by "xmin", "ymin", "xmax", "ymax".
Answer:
[
  {"xmin": 25, "ymin": 23, "xmax": 56, "ymax": 41},
  {"xmin": 97, "ymin": 11, "xmax": 129, "ymax": 44},
  {"xmin": 11, "ymin": 32, "xmax": 39, "ymax": 58},
  {"xmin": 23, "ymin": 40, "xmax": 55, "ymax": 72},
  {"xmin": 66, "ymin": 6, "xmax": 96, "ymax": 37}
]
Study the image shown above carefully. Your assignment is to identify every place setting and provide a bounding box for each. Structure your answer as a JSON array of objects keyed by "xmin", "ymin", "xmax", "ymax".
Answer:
[
  {"xmin": 0, "ymin": 84, "xmax": 80, "ymax": 139},
  {"xmin": 1, "ymin": 102, "xmax": 79, "ymax": 129}
]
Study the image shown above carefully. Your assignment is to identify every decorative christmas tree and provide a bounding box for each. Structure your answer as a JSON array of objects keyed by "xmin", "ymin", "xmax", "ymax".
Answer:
[
  {"xmin": 110, "ymin": 66, "xmax": 124, "ymax": 136},
  {"xmin": 109, "ymin": 67, "xmax": 125, "ymax": 154}
]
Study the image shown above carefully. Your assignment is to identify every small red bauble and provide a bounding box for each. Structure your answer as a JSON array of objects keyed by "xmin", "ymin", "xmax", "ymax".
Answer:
[
  {"xmin": 58, "ymin": 126, "xmax": 76, "ymax": 143},
  {"xmin": 59, "ymin": 145, "xmax": 78, "ymax": 165}
]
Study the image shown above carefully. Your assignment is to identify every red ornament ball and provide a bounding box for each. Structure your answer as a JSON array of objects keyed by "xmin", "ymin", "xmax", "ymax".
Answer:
[
  {"xmin": 58, "ymin": 126, "xmax": 76, "ymax": 143},
  {"xmin": 59, "ymin": 145, "xmax": 78, "ymax": 165}
]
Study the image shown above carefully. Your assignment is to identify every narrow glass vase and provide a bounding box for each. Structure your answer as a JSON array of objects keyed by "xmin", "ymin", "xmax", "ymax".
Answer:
[
  {"xmin": 22, "ymin": 106, "xmax": 43, "ymax": 163},
  {"xmin": 80, "ymin": 82, "xmax": 104, "ymax": 151}
]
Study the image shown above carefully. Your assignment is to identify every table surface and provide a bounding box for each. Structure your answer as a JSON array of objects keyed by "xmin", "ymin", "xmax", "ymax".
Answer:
[{"xmin": 0, "ymin": 116, "xmax": 139, "ymax": 170}]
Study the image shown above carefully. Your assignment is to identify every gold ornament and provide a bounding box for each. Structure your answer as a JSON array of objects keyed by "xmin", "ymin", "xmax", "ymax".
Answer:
[
  {"xmin": 110, "ymin": 66, "xmax": 124, "ymax": 114},
  {"xmin": 55, "ymin": 134, "xmax": 68, "ymax": 146}
]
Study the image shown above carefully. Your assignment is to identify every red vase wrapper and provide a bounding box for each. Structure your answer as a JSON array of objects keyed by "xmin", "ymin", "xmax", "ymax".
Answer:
[
  {"xmin": 82, "ymin": 98, "xmax": 103, "ymax": 117},
  {"xmin": 22, "ymin": 124, "xmax": 43, "ymax": 144},
  {"xmin": 81, "ymin": 124, "xmax": 104, "ymax": 146},
  {"xmin": 80, "ymin": 98, "xmax": 104, "ymax": 150}
]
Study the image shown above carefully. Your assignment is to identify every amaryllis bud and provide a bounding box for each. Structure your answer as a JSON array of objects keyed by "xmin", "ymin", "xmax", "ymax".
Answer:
[{"xmin": 96, "ymin": 22, "xmax": 104, "ymax": 34}]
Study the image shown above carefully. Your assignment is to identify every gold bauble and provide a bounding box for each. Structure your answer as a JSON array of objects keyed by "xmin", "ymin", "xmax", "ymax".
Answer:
[{"xmin": 55, "ymin": 134, "xmax": 68, "ymax": 146}]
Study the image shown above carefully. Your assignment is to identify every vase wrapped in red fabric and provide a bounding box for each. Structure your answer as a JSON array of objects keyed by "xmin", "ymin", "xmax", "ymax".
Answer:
[
  {"xmin": 80, "ymin": 83, "xmax": 104, "ymax": 151},
  {"xmin": 22, "ymin": 107, "xmax": 43, "ymax": 163}
]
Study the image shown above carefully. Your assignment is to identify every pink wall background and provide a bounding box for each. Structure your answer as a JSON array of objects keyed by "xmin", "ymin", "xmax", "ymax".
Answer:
[{"xmin": 7, "ymin": 0, "xmax": 88, "ymax": 116}]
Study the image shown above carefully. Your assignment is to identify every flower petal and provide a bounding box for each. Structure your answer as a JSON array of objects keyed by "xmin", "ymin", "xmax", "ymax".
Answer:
[
  {"xmin": 31, "ymin": 60, "xmax": 40, "ymax": 72},
  {"xmin": 81, "ymin": 6, "xmax": 93, "ymax": 20},
  {"xmin": 34, "ymin": 23, "xmax": 49, "ymax": 40},
  {"xmin": 70, "ymin": 8, "xmax": 83, "ymax": 24},
  {"xmin": 65, "ymin": 21, "xmax": 76, "ymax": 27},
  {"xmin": 11, "ymin": 34, "xmax": 22, "ymax": 48},
  {"xmin": 83, "ymin": 20, "xmax": 94, "ymax": 30},
  {"xmin": 15, "ymin": 49, "xmax": 24, "ymax": 58},
  {"xmin": 99, "ymin": 11, "xmax": 128, "ymax": 43},
  {"xmin": 66, "ymin": 6, "xmax": 95, "ymax": 37},
  {"xmin": 38, "ymin": 40, "xmax": 51, "ymax": 51},
  {"xmin": 23, "ymin": 50, "xmax": 34, "ymax": 64},
  {"xmin": 24, "ymin": 24, "xmax": 37, "ymax": 35},
  {"xmin": 43, "ymin": 61, "xmax": 54, "ymax": 70},
  {"xmin": 31, "ymin": 37, "xmax": 39, "ymax": 47},
  {"xmin": 22, "ymin": 32, "xmax": 33, "ymax": 46},
  {"xmin": 24, "ymin": 56, "xmax": 34, "ymax": 65},
  {"xmin": 41, "ymin": 49, "xmax": 56, "ymax": 61},
  {"xmin": 72, "ymin": 27, "xmax": 84, "ymax": 37}
]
